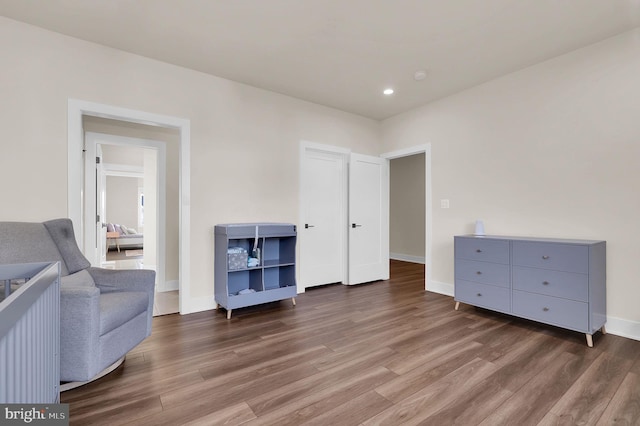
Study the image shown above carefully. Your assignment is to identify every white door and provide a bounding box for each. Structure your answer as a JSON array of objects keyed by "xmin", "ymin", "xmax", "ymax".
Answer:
[
  {"xmin": 348, "ymin": 153, "xmax": 389, "ymax": 285},
  {"xmin": 96, "ymin": 145, "xmax": 107, "ymax": 264},
  {"xmin": 83, "ymin": 137, "xmax": 105, "ymax": 266},
  {"xmin": 300, "ymin": 148, "xmax": 346, "ymax": 287}
]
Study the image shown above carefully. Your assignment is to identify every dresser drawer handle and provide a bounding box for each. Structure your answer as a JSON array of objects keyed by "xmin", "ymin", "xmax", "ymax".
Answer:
[
  {"xmin": 477, "ymin": 293, "xmax": 482, "ymax": 297},
  {"xmin": 543, "ymin": 307, "xmax": 549, "ymax": 312},
  {"xmin": 476, "ymin": 249, "xmax": 482, "ymax": 253},
  {"xmin": 542, "ymin": 281, "xmax": 549, "ymax": 285},
  {"xmin": 476, "ymin": 271, "xmax": 482, "ymax": 275},
  {"xmin": 542, "ymin": 255, "xmax": 550, "ymax": 260}
]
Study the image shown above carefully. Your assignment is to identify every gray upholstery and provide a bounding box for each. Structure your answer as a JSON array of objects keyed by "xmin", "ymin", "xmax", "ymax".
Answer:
[
  {"xmin": 0, "ymin": 222, "xmax": 70, "ymax": 275},
  {"xmin": 0, "ymin": 219, "xmax": 155, "ymax": 382},
  {"xmin": 43, "ymin": 219, "xmax": 91, "ymax": 274}
]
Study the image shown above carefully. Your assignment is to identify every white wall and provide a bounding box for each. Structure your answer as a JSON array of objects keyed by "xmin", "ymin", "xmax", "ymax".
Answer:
[
  {"xmin": 105, "ymin": 175, "xmax": 141, "ymax": 230},
  {"xmin": 0, "ymin": 17, "xmax": 381, "ymax": 310},
  {"xmin": 381, "ymin": 29, "xmax": 640, "ymax": 335}
]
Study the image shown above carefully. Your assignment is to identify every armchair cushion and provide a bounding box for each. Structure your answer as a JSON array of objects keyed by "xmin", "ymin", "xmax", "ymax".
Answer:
[
  {"xmin": 0, "ymin": 222, "xmax": 69, "ymax": 275},
  {"xmin": 88, "ymin": 267, "xmax": 155, "ymax": 336},
  {"xmin": 44, "ymin": 219, "xmax": 90, "ymax": 274},
  {"xmin": 60, "ymin": 269, "xmax": 95, "ymax": 288}
]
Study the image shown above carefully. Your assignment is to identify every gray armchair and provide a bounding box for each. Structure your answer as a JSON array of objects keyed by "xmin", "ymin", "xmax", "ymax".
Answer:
[{"xmin": 0, "ymin": 219, "xmax": 154, "ymax": 384}]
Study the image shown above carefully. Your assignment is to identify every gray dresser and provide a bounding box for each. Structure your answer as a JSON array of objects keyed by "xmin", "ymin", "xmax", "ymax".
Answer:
[{"xmin": 454, "ymin": 235, "xmax": 606, "ymax": 347}]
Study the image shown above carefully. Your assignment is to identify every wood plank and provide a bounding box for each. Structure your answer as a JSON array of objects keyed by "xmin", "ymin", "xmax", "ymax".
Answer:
[
  {"xmin": 179, "ymin": 402, "xmax": 256, "ymax": 426},
  {"xmin": 478, "ymin": 351, "xmax": 582, "ymax": 426},
  {"xmin": 242, "ymin": 366, "xmax": 396, "ymax": 425},
  {"xmin": 540, "ymin": 352, "xmax": 634, "ymax": 425},
  {"xmin": 365, "ymin": 357, "xmax": 499, "ymax": 425},
  {"xmin": 596, "ymin": 372, "xmax": 640, "ymax": 425}
]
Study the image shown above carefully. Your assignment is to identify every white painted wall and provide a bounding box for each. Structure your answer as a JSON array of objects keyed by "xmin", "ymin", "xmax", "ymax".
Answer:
[
  {"xmin": 105, "ymin": 175, "xmax": 141, "ymax": 231},
  {"xmin": 0, "ymin": 17, "xmax": 380, "ymax": 311},
  {"xmin": 381, "ymin": 29, "xmax": 640, "ymax": 336}
]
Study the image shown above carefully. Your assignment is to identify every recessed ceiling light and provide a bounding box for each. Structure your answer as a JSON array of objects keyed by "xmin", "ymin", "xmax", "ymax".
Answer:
[{"xmin": 383, "ymin": 88, "xmax": 394, "ymax": 95}]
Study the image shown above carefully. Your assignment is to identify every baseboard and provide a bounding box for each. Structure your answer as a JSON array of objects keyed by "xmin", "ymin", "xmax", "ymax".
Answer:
[
  {"xmin": 605, "ymin": 315, "xmax": 640, "ymax": 342},
  {"xmin": 427, "ymin": 280, "xmax": 454, "ymax": 297},
  {"xmin": 389, "ymin": 252, "xmax": 425, "ymax": 264},
  {"xmin": 181, "ymin": 296, "xmax": 218, "ymax": 315},
  {"xmin": 156, "ymin": 280, "xmax": 179, "ymax": 293}
]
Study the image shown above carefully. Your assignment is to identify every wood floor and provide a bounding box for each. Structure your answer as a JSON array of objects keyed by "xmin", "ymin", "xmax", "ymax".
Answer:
[{"xmin": 61, "ymin": 260, "xmax": 640, "ymax": 425}]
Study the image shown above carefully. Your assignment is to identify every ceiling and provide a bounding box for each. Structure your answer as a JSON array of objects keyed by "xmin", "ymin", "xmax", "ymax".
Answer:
[{"xmin": 1, "ymin": 0, "xmax": 639, "ymax": 120}]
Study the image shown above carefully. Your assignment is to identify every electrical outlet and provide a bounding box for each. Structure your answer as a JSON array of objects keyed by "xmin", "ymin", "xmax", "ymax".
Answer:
[{"xmin": 440, "ymin": 199, "xmax": 450, "ymax": 209}]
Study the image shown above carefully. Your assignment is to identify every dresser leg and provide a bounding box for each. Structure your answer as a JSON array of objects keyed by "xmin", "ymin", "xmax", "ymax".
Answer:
[
  {"xmin": 291, "ymin": 297, "xmax": 296, "ymax": 306},
  {"xmin": 454, "ymin": 301, "xmax": 460, "ymax": 311},
  {"xmin": 601, "ymin": 325, "xmax": 607, "ymax": 335},
  {"xmin": 226, "ymin": 309, "xmax": 232, "ymax": 320},
  {"xmin": 586, "ymin": 334, "xmax": 593, "ymax": 347}
]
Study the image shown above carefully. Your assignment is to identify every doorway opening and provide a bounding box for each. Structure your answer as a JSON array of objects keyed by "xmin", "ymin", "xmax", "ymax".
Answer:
[
  {"xmin": 67, "ymin": 99, "xmax": 191, "ymax": 314},
  {"xmin": 84, "ymin": 130, "xmax": 177, "ymax": 316},
  {"xmin": 382, "ymin": 145, "xmax": 432, "ymax": 291}
]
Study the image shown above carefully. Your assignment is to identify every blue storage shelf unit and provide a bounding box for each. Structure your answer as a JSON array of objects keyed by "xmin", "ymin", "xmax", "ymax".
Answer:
[{"xmin": 214, "ymin": 223, "xmax": 297, "ymax": 319}]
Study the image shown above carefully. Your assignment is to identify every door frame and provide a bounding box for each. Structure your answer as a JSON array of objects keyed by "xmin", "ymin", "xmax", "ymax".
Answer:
[
  {"xmin": 381, "ymin": 144, "xmax": 432, "ymax": 292},
  {"xmin": 84, "ymin": 132, "xmax": 167, "ymax": 292},
  {"xmin": 298, "ymin": 141, "xmax": 349, "ymax": 292},
  {"xmin": 67, "ymin": 99, "xmax": 192, "ymax": 314}
]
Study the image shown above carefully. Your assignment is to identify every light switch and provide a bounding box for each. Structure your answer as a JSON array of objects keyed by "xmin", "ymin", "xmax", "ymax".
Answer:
[{"xmin": 440, "ymin": 199, "xmax": 450, "ymax": 209}]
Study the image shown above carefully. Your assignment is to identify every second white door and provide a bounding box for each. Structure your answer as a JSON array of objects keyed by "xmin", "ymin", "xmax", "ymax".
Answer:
[{"xmin": 348, "ymin": 153, "xmax": 389, "ymax": 285}]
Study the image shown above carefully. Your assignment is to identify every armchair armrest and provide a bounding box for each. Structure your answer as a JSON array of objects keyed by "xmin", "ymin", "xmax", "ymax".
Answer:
[
  {"xmin": 87, "ymin": 267, "xmax": 156, "ymax": 333},
  {"xmin": 87, "ymin": 267, "xmax": 155, "ymax": 294},
  {"xmin": 60, "ymin": 285, "xmax": 100, "ymax": 381}
]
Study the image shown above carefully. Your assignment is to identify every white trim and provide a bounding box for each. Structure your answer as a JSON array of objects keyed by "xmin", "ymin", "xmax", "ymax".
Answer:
[
  {"xmin": 381, "ymin": 144, "xmax": 432, "ymax": 294},
  {"xmin": 157, "ymin": 280, "xmax": 179, "ymax": 293},
  {"xmin": 103, "ymin": 163, "xmax": 144, "ymax": 177},
  {"xmin": 390, "ymin": 253, "xmax": 425, "ymax": 264},
  {"xmin": 605, "ymin": 315, "xmax": 640, "ymax": 342},
  {"xmin": 84, "ymin": 132, "xmax": 167, "ymax": 293},
  {"xmin": 68, "ymin": 99, "xmax": 191, "ymax": 315},
  {"xmin": 299, "ymin": 141, "xmax": 350, "ymax": 291},
  {"xmin": 189, "ymin": 296, "xmax": 218, "ymax": 314},
  {"xmin": 428, "ymin": 280, "xmax": 454, "ymax": 297},
  {"xmin": 300, "ymin": 141, "xmax": 350, "ymax": 155}
]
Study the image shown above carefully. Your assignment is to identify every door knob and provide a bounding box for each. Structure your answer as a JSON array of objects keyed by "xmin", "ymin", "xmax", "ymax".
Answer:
[
  {"xmin": 304, "ymin": 224, "xmax": 315, "ymax": 229},
  {"xmin": 351, "ymin": 223, "xmax": 362, "ymax": 228}
]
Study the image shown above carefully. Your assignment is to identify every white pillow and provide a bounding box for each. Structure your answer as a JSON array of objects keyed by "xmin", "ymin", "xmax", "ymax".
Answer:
[{"xmin": 125, "ymin": 228, "xmax": 138, "ymax": 235}]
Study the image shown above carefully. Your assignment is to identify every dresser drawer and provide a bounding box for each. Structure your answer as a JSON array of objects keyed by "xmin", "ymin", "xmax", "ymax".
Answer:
[
  {"xmin": 456, "ymin": 259, "xmax": 510, "ymax": 288},
  {"xmin": 512, "ymin": 241, "xmax": 588, "ymax": 273},
  {"xmin": 455, "ymin": 238, "xmax": 509, "ymax": 264},
  {"xmin": 513, "ymin": 266, "xmax": 588, "ymax": 301},
  {"xmin": 455, "ymin": 280, "xmax": 510, "ymax": 312},
  {"xmin": 512, "ymin": 290, "xmax": 588, "ymax": 332}
]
